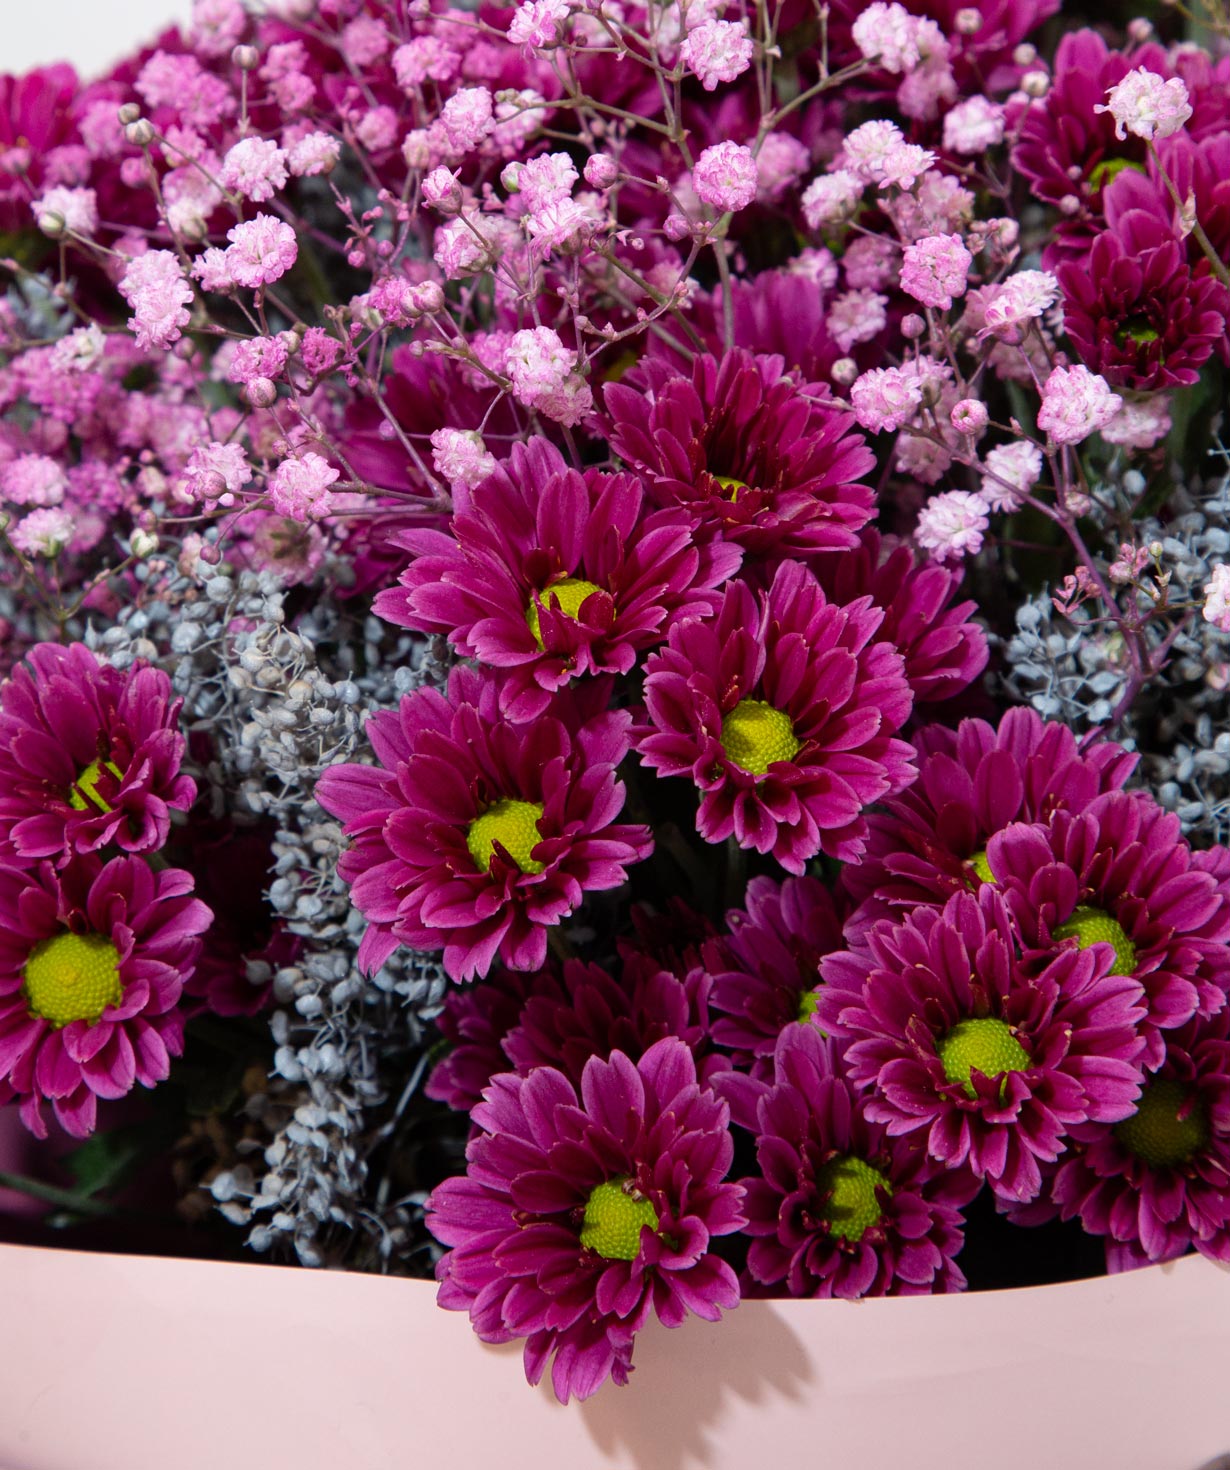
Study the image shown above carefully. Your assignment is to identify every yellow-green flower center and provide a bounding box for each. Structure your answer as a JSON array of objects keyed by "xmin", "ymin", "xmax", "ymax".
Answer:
[
  {"xmin": 797, "ymin": 987, "xmax": 821, "ymax": 1023},
  {"xmin": 936, "ymin": 1017, "xmax": 1031, "ymax": 1099},
  {"xmin": 817, "ymin": 1155, "xmax": 891, "ymax": 1243},
  {"xmin": 465, "ymin": 798, "xmax": 545, "ymax": 875},
  {"xmin": 713, "ymin": 475, "xmax": 747, "ymax": 502},
  {"xmin": 1088, "ymin": 157, "xmax": 1145, "ymax": 191},
  {"xmin": 68, "ymin": 758, "xmax": 123, "ymax": 813},
  {"xmin": 1052, "ymin": 906, "xmax": 1136, "ymax": 976},
  {"xmin": 967, "ymin": 848, "xmax": 996, "ymax": 885},
  {"xmin": 526, "ymin": 576, "xmax": 602, "ymax": 649},
  {"xmin": 1114, "ymin": 1078, "xmax": 1209, "ymax": 1168},
  {"xmin": 23, "ymin": 931, "xmax": 123, "ymax": 1028},
  {"xmin": 579, "ymin": 1178, "xmax": 659, "ymax": 1260},
  {"xmin": 720, "ymin": 699, "xmax": 801, "ymax": 777}
]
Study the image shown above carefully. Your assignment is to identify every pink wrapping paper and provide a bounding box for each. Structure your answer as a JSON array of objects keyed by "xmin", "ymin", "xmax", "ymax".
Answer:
[{"xmin": 0, "ymin": 1244, "xmax": 1228, "ymax": 1470}]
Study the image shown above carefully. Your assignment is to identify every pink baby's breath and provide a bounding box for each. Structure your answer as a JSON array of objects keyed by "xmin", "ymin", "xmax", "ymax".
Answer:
[
  {"xmin": 1037, "ymin": 366, "xmax": 1123, "ymax": 446},
  {"xmin": 900, "ymin": 232, "xmax": 972, "ymax": 311},
  {"xmin": 267, "ymin": 452, "xmax": 341, "ymax": 522},
  {"xmin": 680, "ymin": 19, "xmax": 755, "ymax": 91},
  {"xmin": 916, "ymin": 490, "xmax": 989, "ymax": 560},
  {"xmin": 693, "ymin": 141, "xmax": 758, "ymax": 213},
  {"xmin": 850, "ymin": 365, "xmax": 923, "ymax": 433},
  {"xmin": 1096, "ymin": 68, "xmax": 1192, "ymax": 142},
  {"xmin": 118, "ymin": 250, "xmax": 194, "ymax": 351},
  {"xmin": 1203, "ymin": 564, "xmax": 1230, "ymax": 633},
  {"xmin": 224, "ymin": 215, "xmax": 298, "ymax": 289}
]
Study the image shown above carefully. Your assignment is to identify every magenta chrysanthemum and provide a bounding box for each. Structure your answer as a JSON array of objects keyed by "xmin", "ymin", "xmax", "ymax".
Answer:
[
  {"xmin": 427, "ymin": 1039, "xmax": 745, "ymax": 1402},
  {"xmin": 1020, "ymin": 1010, "xmax": 1230, "ymax": 1271},
  {"xmin": 1058, "ymin": 185, "xmax": 1229, "ymax": 390},
  {"xmin": 818, "ymin": 888, "xmax": 1149, "ymax": 1203},
  {"xmin": 604, "ymin": 349, "xmax": 876, "ymax": 565},
  {"xmin": 372, "ymin": 437, "xmax": 741, "ymax": 720},
  {"xmin": 725, "ymin": 1027, "xmax": 976, "ymax": 1297},
  {"xmin": 705, "ymin": 875, "xmax": 845, "ymax": 1075},
  {"xmin": 844, "ymin": 708, "xmax": 1136, "ymax": 921},
  {"xmin": 315, "ymin": 666, "xmax": 652, "ymax": 982},
  {"xmin": 0, "ymin": 643, "xmax": 196, "ymax": 866},
  {"xmin": 636, "ymin": 560, "xmax": 916, "ymax": 870},
  {"xmin": 0, "ymin": 855, "xmax": 212, "ymax": 1137},
  {"xmin": 813, "ymin": 528, "xmax": 989, "ymax": 708},
  {"xmin": 988, "ymin": 792, "xmax": 1230, "ymax": 1070}
]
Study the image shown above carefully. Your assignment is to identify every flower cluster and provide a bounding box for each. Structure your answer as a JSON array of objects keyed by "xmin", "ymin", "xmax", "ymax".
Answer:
[{"xmin": 2, "ymin": 0, "xmax": 1230, "ymax": 1410}]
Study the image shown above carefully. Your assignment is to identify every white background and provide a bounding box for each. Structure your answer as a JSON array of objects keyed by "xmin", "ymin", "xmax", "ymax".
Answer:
[{"xmin": 2, "ymin": 0, "xmax": 193, "ymax": 76}]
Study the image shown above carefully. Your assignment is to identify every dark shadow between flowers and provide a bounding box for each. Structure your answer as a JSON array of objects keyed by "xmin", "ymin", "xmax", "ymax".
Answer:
[{"xmin": 575, "ymin": 1301, "xmax": 811, "ymax": 1470}]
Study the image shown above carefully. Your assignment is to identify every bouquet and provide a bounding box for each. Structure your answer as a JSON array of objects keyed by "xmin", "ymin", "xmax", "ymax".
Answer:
[{"xmin": 2, "ymin": 0, "xmax": 1230, "ymax": 1409}]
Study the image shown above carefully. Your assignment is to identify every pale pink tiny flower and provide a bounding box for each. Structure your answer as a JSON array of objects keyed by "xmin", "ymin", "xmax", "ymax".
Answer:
[
  {"xmin": 979, "ymin": 441, "xmax": 1042, "ymax": 511},
  {"xmin": 800, "ymin": 170, "xmax": 864, "ymax": 229},
  {"xmin": 980, "ymin": 270, "xmax": 1059, "ymax": 342},
  {"xmin": 430, "ymin": 428, "xmax": 496, "ymax": 490},
  {"xmin": 849, "ymin": 365, "xmax": 924, "ymax": 433},
  {"xmin": 900, "ymin": 232, "xmax": 972, "ymax": 310},
  {"xmin": 852, "ymin": 2, "xmax": 923, "ymax": 73},
  {"xmin": 221, "ymin": 137, "xmax": 288, "ymax": 202},
  {"xmin": 1101, "ymin": 396, "xmax": 1173, "ymax": 450},
  {"xmin": 9, "ymin": 507, "xmax": 75, "ymax": 557},
  {"xmin": 118, "ymin": 249, "xmax": 194, "ymax": 351},
  {"xmin": 828, "ymin": 290, "xmax": 888, "ymax": 352},
  {"xmin": 680, "ymin": 18, "xmax": 754, "ymax": 91},
  {"xmin": 267, "ymin": 452, "xmax": 340, "ymax": 522},
  {"xmin": 1037, "ymin": 366, "xmax": 1123, "ymax": 446},
  {"xmin": 1108, "ymin": 544, "xmax": 1151, "ymax": 585},
  {"xmin": 942, "ymin": 96, "xmax": 1004, "ymax": 154},
  {"xmin": 32, "ymin": 186, "xmax": 98, "ymax": 237},
  {"xmin": 508, "ymin": 0, "xmax": 572, "ymax": 50},
  {"xmin": 1203, "ymin": 565, "xmax": 1230, "ymax": 633},
  {"xmin": 916, "ymin": 490, "xmax": 988, "ymax": 560},
  {"xmin": 224, "ymin": 215, "xmax": 298, "ymax": 288},
  {"xmin": 755, "ymin": 132, "xmax": 810, "ymax": 200},
  {"xmin": 951, "ymin": 398, "xmax": 988, "ymax": 436},
  {"xmin": 693, "ymin": 141, "xmax": 758, "ymax": 213},
  {"xmin": 286, "ymin": 131, "xmax": 340, "ymax": 176},
  {"xmin": 1096, "ymin": 68, "xmax": 1192, "ymax": 142}
]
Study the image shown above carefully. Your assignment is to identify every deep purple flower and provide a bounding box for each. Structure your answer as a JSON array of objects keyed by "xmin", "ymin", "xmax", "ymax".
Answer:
[
  {"xmin": 725, "ymin": 1027, "xmax": 976, "ymax": 1297},
  {"xmin": 427, "ymin": 951, "xmax": 718, "ymax": 1112},
  {"xmin": 989, "ymin": 793, "xmax": 1230, "ymax": 1070},
  {"xmin": 427, "ymin": 1039, "xmax": 745, "ymax": 1402},
  {"xmin": 604, "ymin": 349, "xmax": 876, "ymax": 566},
  {"xmin": 843, "ymin": 708, "xmax": 1136, "ymax": 923},
  {"xmin": 0, "ymin": 855, "xmax": 212, "ymax": 1138},
  {"xmin": 1059, "ymin": 197, "xmax": 1228, "ymax": 390},
  {"xmin": 1018, "ymin": 1010, "xmax": 1230, "ymax": 1271},
  {"xmin": 425, "ymin": 966, "xmax": 538, "ymax": 1115},
  {"xmin": 705, "ymin": 875, "xmax": 845, "ymax": 1075},
  {"xmin": 503, "ymin": 950, "xmax": 717, "ymax": 1084},
  {"xmin": 315, "ymin": 666, "xmax": 652, "ymax": 982},
  {"xmin": 813, "ymin": 528, "xmax": 989, "ymax": 709},
  {"xmin": 373, "ymin": 438, "xmax": 741, "ymax": 721},
  {"xmin": 1011, "ymin": 30, "xmax": 1164, "ymax": 262},
  {"xmin": 636, "ymin": 560, "xmax": 916, "ymax": 870},
  {"xmin": 0, "ymin": 642, "xmax": 197, "ymax": 867},
  {"xmin": 818, "ymin": 888, "xmax": 1149, "ymax": 1204}
]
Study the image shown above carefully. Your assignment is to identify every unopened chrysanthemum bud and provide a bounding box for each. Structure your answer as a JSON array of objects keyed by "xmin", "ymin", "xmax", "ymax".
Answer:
[
  {"xmin": 118, "ymin": 102, "xmax": 142, "ymax": 125},
  {"xmin": 232, "ymin": 44, "xmax": 260, "ymax": 70},
  {"xmin": 131, "ymin": 529, "xmax": 159, "ymax": 559},
  {"xmin": 125, "ymin": 118, "xmax": 155, "ymax": 147}
]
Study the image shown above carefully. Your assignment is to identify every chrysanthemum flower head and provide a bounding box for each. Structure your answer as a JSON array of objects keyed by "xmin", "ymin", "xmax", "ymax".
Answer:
[
  {"xmin": 705, "ymin": 875, "xmax": 845, "ymax": 1074},
  {"xmin": 819, "ymin": 887, "xmax": 1149, "ymax": 1203},
  {"xmin": 374, "ymin": 437, "xmax": 741, "ymax": 721},
  {"xmin": 988, "ymin": 792, "xmax": 1230, "ymax": 1069},
  {"xmin": 727, "ymin": 1026, "xmax": 977, "ymax": 1296},
  {"xmin": 316, "ymin": 666, "xmax": 652, "ymax": 982},
  {"xmin": 636, "ymin": 559, "xmax": 916, "ymax": 870},
  {"xmin": 0, "ymin": 856, "xmax": 212, "ymax": 1137},
  {"xmin": 812, "ymin": 528, "xmax": 988, "ymax": 708},
  {"xmin": 427, "ymin": 1038, "xmax": 745, "ymax": 1402},
  {"xmin": 843, "ymin": 708, "xmax": 1136, "ymax": 922},
  {"xmin": 0, "ymin": 642, "xmax": 196, "ymax": 868},
  {"xmin": 1019, "ymin": 1010, "xmax": 1230, "ymax": 1271},
  {"xmin": 604, "ymin": 350, "xmax": 875, "ymax": 567}
]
